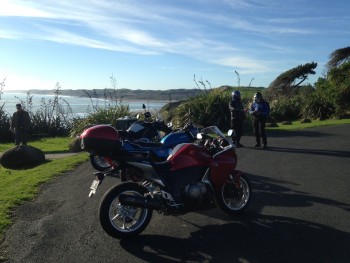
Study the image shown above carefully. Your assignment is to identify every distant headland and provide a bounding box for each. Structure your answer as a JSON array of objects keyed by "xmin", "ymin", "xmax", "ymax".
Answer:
[{"xmin": 9, "ymin": 88, "xmax": 206, "ymax": 101}]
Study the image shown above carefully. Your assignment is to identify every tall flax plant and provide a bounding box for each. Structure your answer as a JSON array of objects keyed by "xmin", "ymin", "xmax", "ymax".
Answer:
[
  {"xmin": 0, "ymin": 78, "xmax": 13, "ymax": 142},
  {"xmin": 70, "ymin": 76, "xmax": 130, "ymax": 136},
  {"xmin": 25, "ymin": 83, "xmax": 74, "ymax": 137},
  {"xmin": 70, "ymin": 105, "xmax": 131, "ymax": 137},
  {"xmin": 83, "ymin": 75, "xmax": 123, "ymax": 114},
  {"xmin": 175, "ymin": 90, "xmax": 232, "ymax": 131}
]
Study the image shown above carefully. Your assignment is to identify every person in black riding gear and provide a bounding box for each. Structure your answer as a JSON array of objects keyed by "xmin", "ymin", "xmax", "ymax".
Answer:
[
  {"xmin": 229, "ymin": 90, "xmax": 245, "ymax": 147},
  {"xmin": 249, "ymin": 92, "xmax": 270, "ymax": 149},
  {"xmin": 11, "ymin": 103, "xmax": 31, "ymax": 145}
]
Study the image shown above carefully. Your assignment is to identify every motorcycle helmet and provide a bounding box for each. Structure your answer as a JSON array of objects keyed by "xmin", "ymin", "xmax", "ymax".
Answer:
[
  {"xmin": 254, "ymin": 92, "xmax": 262, "ymax": 102},
  {"xmin": 232, "ymin": 90, "xmax": 241, "ymax": 98}
]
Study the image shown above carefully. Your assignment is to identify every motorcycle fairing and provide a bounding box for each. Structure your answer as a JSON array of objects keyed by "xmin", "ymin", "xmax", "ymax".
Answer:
[
  {"xmin": 161, "ymin": 132, "xmax": 192, "ymax": 147},
  {"xmin": 210, "ymin": 148, "xmax": 237, "ymax": 191},
  {"xmin": 122, "ymin": 141, "xmax": 171, "ymax": 161},
  {"xmin": 124, "ymin": 140, "xmax": 164, "ymax": 150},
  {"xmin": 168, "ymin": 143, "xmax": 211, "ymax": 171},
  {"xmin": 160, "ymin": 126, "xmax": 198, "ymax": 147}
]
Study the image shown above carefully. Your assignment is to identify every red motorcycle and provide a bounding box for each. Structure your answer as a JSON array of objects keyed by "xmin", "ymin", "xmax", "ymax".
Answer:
[{"xmin": 83, "ymin": 126, "xmax": 252, "ymax": 239}]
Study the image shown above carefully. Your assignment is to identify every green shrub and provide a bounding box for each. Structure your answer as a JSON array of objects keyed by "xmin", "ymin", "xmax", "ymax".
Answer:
[
  {"xmin": 70, "ymin": 104, "xmax": 131, "ymax": 136},
  {"xmin": 300, "ymin": 91, "xmax": 336, "ymax": 119},
  {"xmin": 0, "ymin": 103, "xmax": 13, "ymax": 142},
  {"xmin": 172, "ymin": 89, "xmax": 254, "ymax": 131},
  {"xmin": 13, "ymin": 85, "xmax": 75, "ymax": 138},
  {"xmin": 171, "ymin": 91, "xmax": 228, "ymax": 130},
  {"xmin": 269, "ymin": 96, "xmax": 302, "ymax": 122}
]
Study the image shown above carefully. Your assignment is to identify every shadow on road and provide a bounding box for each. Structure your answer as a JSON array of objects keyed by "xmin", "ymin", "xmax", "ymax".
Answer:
[
  {"xmin": 247, "ymin": 174, "xmax": 350, "ymax": 213},
  {"xmin": 119, "ymin": 173, "xmax": 350, "ymax": 263},
  {"xmin": 120, "ymin": 214, "xmax": 350, "ymax": 263},
  {"xmin": 267, "ymin": 129, "xmax": 333, "ymax": 138},
  {"xmin": 262, "ymin": 146, "xmax": 350, "ymax": 158}
]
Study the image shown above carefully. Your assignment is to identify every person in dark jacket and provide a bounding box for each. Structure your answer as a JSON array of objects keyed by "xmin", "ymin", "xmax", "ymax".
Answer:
[
  {"xmin": 11, "ymin": 103, "xmax": 31, "ymax": 145},
  {"xmin": 229, "ymin": 90, "xmax": 245, "ymax": 147},
  {"xmin": 249, "ymin": 92, "xmax": 270, "ymax": 149}
]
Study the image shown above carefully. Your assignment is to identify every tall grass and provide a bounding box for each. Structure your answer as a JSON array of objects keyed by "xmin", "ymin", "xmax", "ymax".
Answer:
[
  {"xmin": 171, "ymin": 86, "xmax": 263, "ymax": 131},
  {"xmin": 69, "ymin": 104, "xmax": 131, "ymax": 137},
  {"xmin": 0, "ymin": 77, "xmax": 132, "ymax": 141}
]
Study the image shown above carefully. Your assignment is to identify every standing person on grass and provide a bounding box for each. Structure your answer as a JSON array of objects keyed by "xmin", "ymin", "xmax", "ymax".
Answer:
[
  {"xmin": 229, "ymin": 90, "xmax": 245, "ymax": 147},
  {"xmin": 11, "ymin": 103, "xmax": 31, "ymax": 145},
  {"xmin": 249, "ymin": 92, "xmax": 270, "ymax": 149}
]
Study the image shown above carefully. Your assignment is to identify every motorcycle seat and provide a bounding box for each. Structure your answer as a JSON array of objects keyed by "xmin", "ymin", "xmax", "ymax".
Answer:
[
  {"xmin": 150, "ymin": 159, "xmax": 171, "ymax": 175},
  {"xmin": 126, "ymin": 140, "xmax": 164, "ymax": 149}
]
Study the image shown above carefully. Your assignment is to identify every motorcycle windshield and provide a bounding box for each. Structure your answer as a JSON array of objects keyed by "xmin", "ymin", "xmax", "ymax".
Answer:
[
  {"xmin": 127, "ymin": 121, "xmax": 145, "ymax": 133},
  {"xmin": 200, "ymin": 126, "xmax": 233, "ymax": 146},
  {"xmin": 200, "ymin": 126, "xmax": 223, "ymax": 138}
]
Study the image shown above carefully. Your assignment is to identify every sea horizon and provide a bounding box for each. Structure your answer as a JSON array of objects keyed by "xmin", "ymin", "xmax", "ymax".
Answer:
[{"xmin": 0, "ymin": 92, "xmax": 168, "ymax": 117}]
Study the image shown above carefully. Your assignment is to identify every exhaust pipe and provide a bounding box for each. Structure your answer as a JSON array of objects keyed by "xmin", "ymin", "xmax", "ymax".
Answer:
[{"xmin": 119, "ymin": 194, "xmax": 163, "ymax": 210}]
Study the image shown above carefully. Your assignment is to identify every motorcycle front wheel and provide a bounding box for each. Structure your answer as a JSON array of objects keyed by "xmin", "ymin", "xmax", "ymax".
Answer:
[
  {"xmin": 90, "ymin": 153, "xmax": 112, "ymax": 171},
  {"xmin": 99, "ymin": 182, "xmax": 153, "ymax": 239},
  {"xmin": 216, "ymin": 174, "xmax": 252, "ymax": 215}
]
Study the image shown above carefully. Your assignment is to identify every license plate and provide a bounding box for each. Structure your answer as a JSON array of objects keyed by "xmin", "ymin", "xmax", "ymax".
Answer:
[{"xmin": 89, "ymin": 179, "xmax": 100, "ymax": 197}]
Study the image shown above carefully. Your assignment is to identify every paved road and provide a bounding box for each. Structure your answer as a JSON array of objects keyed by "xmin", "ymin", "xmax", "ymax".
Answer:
[{"xmin": 1, "ymin": 125, "xmax": 350, "ymax": 263}]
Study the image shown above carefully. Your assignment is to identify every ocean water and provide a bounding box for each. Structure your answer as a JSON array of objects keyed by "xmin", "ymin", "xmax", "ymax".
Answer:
[{"xmin": 0, "ymin": 92, "xmax": 167, "ymax": 117}]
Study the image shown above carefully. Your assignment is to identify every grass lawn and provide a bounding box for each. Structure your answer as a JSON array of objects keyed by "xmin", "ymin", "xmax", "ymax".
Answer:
[
  {"xmin": 0, "ymin": 137, "xmax": 89, "ymax": 243},
  {"xmin": 267, "ymin": 118, "xmax": 350, "ymax": 131},
  {"xmin": 0, "ymin": 137, "xmax": 73, "ymax": 153}
]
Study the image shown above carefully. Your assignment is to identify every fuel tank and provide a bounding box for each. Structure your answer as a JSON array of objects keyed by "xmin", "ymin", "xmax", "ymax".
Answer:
[
  {"xmin": 80, "ymin": 124, "xmax": 121, "ymax": 154},
  {"xmin": 169, "ymin": 143, "xmax": 212, "ymax": 170},
  {"xmin": 161, "ymin": 132, "xmax": 192, "ymax": 148}
]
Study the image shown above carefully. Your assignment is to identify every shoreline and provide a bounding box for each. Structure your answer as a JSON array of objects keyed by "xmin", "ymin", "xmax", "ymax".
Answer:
[
  {"xmin": 2, "ymin": 88, "xmax": 201, "ymax": 102},
  {"xmin": 2, "ymin": 91, "xmax": 173, "ymax": 103}
]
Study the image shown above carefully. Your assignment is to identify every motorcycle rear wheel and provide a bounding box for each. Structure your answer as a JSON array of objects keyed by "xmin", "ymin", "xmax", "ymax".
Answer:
[
  {"xmin": 90, "ymin": 154, "xmax": 112, "ymax": 171},
  {"xmin": 99, "ymin": 182, "xmax": 153, "ymax": 239},
  {"xmin": 216, "ymin": 174, "xmax": 252, "ymax": 215}
]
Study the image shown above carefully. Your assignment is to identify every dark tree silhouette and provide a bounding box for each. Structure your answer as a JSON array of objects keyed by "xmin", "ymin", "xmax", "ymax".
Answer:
[
  {"xmin": 266, "ymin": 62, "xmax": 317, "ymax": 99},
  {"xmin": 326, "ymin": 46, "xmax": 350, "ymax": 73}
]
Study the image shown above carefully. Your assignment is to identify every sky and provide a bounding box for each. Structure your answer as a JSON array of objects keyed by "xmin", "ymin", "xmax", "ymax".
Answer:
[{"xmin": 0, "ymin": 0, "xmax": 349, "ymax": 91}]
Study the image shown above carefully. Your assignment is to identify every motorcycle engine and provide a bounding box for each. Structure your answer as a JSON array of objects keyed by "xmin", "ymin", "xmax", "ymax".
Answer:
[{"xmin": 184, "ymin": 182, "xmax": 208, "ymax": 202}]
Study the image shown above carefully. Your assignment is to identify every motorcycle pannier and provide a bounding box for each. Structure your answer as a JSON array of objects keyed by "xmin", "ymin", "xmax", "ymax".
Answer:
[{"xmin": 80, "ymin": 125, "xmax": 121, "ymax": 154}]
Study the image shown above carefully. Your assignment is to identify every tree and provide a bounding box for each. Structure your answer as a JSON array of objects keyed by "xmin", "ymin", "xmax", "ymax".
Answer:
[
  {"xmin": 326, "ymin": 46, "xmax": 350, "ymax": 73},
  {"xmin": 317, "ymin": 46, "xmax": 350, "ymax": 116},
  {"xmin": 328, "ymin": 61, "xmax": 350, "ymax": 111},
  {"xmin": 266, "ymin": 62, "xmax": 317, "ymax": 99},
  {"xmin": 326, "ymin": 46, "xmax": 350, "ymax": 109}
]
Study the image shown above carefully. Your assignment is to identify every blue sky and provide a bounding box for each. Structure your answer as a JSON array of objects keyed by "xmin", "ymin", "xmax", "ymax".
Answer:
[{"xmin": 0, "ymin": 0, "xmax": 349, "ymax": 91}]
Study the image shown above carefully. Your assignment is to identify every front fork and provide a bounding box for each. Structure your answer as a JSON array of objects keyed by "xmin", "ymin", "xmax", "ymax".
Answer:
[{"xmin": 229, "ymin": 171, "xmax": 243, "ymax": 198}]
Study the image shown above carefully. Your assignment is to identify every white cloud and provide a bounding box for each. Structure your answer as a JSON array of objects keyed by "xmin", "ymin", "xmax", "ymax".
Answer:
[
  {"xmin": 1, "ymin": 0, "xmax": 347, "ymax": 86},
  {"xmin": 0, "ymin": 70, "xmax": 54, "ymax": 90},
  {"xmin": 38, "ymin": 27, "xmax": 158, "ymax": 55},
  {"xmin": 0, "ymin": 0, "xmax": 52, "ymax": 17},
  {"xmin": 215, "ymin": 56, "xmax": 272, "ymax": 74}
]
